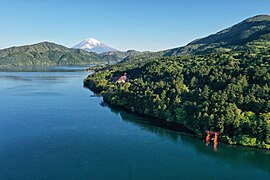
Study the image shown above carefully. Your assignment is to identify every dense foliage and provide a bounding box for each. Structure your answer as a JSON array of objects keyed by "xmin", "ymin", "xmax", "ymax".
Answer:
[
  {"xmin": 85, "ymin": 51, "xmax": 270, "ymax": 149},
  {"xmin": 84, "ymin": 15, "xmax": 270, "ymax": 149}
]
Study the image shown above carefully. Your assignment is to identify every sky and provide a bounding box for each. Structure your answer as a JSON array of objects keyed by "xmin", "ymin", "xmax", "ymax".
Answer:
[{"xmin": 0, "ymin": 0, "xmax": 270, "ymax": 51}]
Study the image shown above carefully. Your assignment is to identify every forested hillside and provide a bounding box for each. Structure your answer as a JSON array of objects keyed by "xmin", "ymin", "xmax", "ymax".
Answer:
[
  {"xmin": 164, "ymin": 15, "xmax": 270, "ymax": 56},
  {"xmin": 0, "ymin": 42, "xmax": 103, "ymax": 66},
  {"xmin": 84, "ymin": 15, "xmax": 270, "ymax": 149},
  {"xmin": 85, "ymin": 49, "xmax": 270, "ymax": 149}
]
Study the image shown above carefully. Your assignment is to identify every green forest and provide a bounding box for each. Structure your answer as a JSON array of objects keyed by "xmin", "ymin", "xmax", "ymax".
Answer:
[
  {"xmin": 85, "ymin": 49, "xmax": 270, "ymax": 149},
  {"xmin": 84, "ymin": 15, "xmax": 270, "ymax": 149}
]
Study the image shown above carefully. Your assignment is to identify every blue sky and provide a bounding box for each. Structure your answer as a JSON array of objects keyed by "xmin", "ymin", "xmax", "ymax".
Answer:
[{"xmin": 0, "ymin": 0, "xmax": 270, "ymax": 51}]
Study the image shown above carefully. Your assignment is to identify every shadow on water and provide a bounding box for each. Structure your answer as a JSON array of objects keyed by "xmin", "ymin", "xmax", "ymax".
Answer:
[{"xmin": 100, "ymin": 101, "xmax": 270, "ymax": 172}]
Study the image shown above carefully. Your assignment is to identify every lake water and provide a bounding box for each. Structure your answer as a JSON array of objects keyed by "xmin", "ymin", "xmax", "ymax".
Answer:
[{"xmin": 0, "ymin": 66, "xmax": 269, "ymax": 180}]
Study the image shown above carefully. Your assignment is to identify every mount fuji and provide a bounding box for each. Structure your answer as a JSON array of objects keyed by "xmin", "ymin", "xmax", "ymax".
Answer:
[{"xmin": 72, "ymin": 38, "xmax": 117, "ymax": 53}]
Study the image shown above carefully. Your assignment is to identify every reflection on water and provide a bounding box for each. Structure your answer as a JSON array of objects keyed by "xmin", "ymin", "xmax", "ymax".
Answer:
[
  {"xmin": 0, "ymin": 65, "xmax": 91, "ymax": 72},
  {"xmin": 104, "ymin": 103, "xmax": 270, "ymax": 172},
  {"xmin": 0, "ymin": 66, "xmax": 269, "ymax": 179}
]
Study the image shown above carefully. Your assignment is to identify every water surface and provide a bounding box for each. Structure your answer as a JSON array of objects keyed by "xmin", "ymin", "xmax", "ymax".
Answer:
[{"xmin": 0, "ymin": 66, "xmax": 269, "ymax": 180}]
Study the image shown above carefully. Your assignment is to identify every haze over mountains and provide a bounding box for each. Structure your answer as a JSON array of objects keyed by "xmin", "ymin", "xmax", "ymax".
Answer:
[{"xmin": 1, "ymin": 15, "xmax": 270, "ymax": 66}]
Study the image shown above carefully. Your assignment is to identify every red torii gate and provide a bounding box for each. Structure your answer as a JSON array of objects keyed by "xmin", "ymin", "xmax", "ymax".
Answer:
[{"xmin": 205, "ymin": 130, "xmax": 219, "ymax": 150}]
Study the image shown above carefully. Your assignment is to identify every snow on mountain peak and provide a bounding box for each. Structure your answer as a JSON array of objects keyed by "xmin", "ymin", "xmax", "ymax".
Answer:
[
  {"xmin": 73, "ymin": 38, "xmax": 117, "ymax": 53},
  {"xmin": 84, "ymin": 38, "xmax": 101, "ymax": 46}
]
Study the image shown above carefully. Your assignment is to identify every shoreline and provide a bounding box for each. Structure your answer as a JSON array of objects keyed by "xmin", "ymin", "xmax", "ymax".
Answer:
[
  {"xmin": 83, "ymin": 72, "xmax": 269, "ymax": 150},
  {"xmin": 102, "ymin": 98, "xmax": 270, "ymax": 151},
  {"xmin": 84, "ymin": 78, "xmax": 270, "ymax": 150}
]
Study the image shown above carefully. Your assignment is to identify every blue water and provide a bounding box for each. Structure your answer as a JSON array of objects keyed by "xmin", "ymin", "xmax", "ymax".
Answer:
[{"xmin": 0, "ymin": 66, "xmax": 269, "ymax": 180}]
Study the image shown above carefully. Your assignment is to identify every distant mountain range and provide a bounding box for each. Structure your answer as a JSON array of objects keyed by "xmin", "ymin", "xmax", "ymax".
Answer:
[
  {"xmin": 0, "ymin": 42, "xmax": 102, "ymax": 66},
  {"xmin": 99, "ymin": 50, "xmax": 143, "ymax": 63},
  {"xmin": 73, "ymin": 38, "xmax": 117, "ymax": 53},
  {"xmin": 1, "ymin": 15, "xmax": 270, "ymax": 66}
]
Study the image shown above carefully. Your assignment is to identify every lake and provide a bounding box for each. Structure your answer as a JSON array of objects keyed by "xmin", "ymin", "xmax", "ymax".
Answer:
[{"xmin": 0, "ymin": 66, "xmax": 269, "ymax": 180}]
